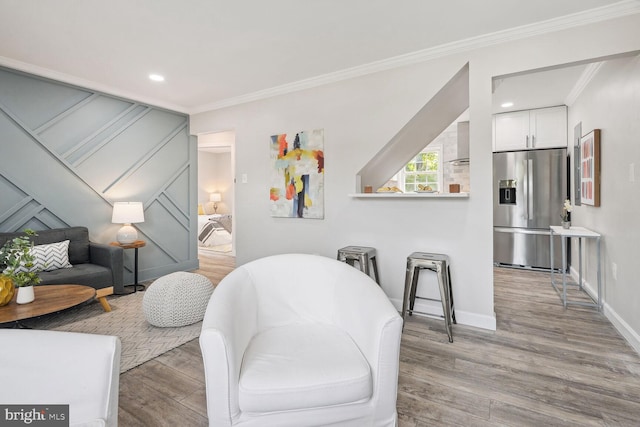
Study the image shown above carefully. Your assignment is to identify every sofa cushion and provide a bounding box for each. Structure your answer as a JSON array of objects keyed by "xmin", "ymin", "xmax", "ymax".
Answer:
[
  {"xmin": 35, "ymin": 227, "xmax": 90, "ymax": 265},
  {"xmin": 0, "ymin": 227, "xmax": 90, "ymax": 265},
  {"xmin": 238, "ymin": 323, "xmax": 372, "ymax": 414},
  {"xmin": 38, "ymin": 264, "xmax": 113, "ymax": 289}
]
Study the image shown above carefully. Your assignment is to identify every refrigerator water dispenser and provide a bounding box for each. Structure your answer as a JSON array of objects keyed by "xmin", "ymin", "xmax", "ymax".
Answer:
[{"xmin": 499, "ymin": 180, "xmax": 517, "ymax": 205}]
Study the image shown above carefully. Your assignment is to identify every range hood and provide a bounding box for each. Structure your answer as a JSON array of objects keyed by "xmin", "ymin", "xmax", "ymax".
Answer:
[{"xmin": 448, "ymin": 121, "xmax": 469, "ymax": 165}]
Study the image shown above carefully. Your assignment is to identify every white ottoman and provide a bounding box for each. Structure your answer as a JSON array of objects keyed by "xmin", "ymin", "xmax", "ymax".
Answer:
[{"xmin": 143, "ymin": 272, "xmax": 214, "ymax": 327}]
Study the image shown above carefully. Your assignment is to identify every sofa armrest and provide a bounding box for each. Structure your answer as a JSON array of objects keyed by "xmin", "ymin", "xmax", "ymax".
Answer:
[
  {"xmin": 0, "ymin": 330, "xmax": 121, "ymax": 427},
  {"xmin": 89, "ymin": 242, "xmax": 124, "ymax": 293}
]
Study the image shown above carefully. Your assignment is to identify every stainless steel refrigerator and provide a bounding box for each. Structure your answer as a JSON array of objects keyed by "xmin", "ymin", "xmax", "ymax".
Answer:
[{"xmin": 493, "ymin": 148, "xmax": 567, "ymax": 269}]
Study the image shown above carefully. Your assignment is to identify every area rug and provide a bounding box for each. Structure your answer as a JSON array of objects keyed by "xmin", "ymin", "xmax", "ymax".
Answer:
[{"xmin": 22, "ymin": 291, "xmax": 202, "ymax": 373}]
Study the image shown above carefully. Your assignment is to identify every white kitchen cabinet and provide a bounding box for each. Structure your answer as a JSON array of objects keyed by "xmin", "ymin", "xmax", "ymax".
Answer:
[{"xmin": 493, "ymin": 105, "xmax": 567, "ymax": 152}]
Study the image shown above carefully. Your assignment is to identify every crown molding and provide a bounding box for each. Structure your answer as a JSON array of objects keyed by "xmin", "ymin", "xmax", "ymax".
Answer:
[
  {"xmin": 0, "ymin": 56, "xmax": 189, "ymax": 114},
  {"xmin": 190, "ymin": 0, "xmax": 640, "ymax": 114},
  {"xmin": 564, "ymin": 61, "xmax": 606, "ymax": 106},
  {"xmin": 2, "ymin": 1, "xmax": 638, "ymax": 115}
]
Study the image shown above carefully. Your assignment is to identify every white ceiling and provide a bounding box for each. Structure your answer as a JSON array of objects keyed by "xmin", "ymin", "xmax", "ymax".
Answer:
[
  {"xmin": 492, "ymin": 63, "xmax": 590, "ymax": 113},
  {"xmin": 0, "ymin": 0, "xmax": 635, "ymax": 114}
]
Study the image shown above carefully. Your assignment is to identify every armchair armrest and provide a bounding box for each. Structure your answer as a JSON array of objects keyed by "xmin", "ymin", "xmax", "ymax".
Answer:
[
  {"xmin": 333, "ymin": 268, "xmax": 403, "ymax": 424},
  {"xmin": 89, "ymin": 242, "xmax": 124, "ymax": 293},
  {"xmin": 200, "ymin": 268, "xmax": 258, "ymax": 427}
]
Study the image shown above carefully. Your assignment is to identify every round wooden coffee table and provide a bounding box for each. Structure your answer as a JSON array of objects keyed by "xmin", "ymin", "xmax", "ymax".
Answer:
[{"xmin": 0, "ymin": 284, "xmax": 96, "ymax": 327}]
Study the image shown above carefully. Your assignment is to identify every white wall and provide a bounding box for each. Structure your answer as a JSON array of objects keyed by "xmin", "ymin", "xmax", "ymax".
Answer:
[
  {"xmin": 213, "ymin": 152, "xmax": 234, "ymax": 215},
  {"xmin": 191, "ymin": 13, "xmax": 640, "ymax": 333},
  {"xmin": 567, "ymin": 54, "xmax": 640, "ymax": 351}
]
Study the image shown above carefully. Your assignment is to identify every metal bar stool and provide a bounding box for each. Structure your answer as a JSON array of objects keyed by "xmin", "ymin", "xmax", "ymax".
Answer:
[
  {"xmin": 336, "ymin": 246, "xmax": 380, "ymax": 285},
  {"xmin": 402, "ymin": 252, "xmax": 456, "ymax": 342}
]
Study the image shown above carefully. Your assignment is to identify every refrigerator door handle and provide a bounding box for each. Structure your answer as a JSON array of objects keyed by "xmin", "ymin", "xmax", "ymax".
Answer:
[
  {"xmin": 494, "ymin": 227, "xmax": 552, "ymax": 236},
  {"xmin": 527, "ymin": 158, "xmax": 534, "ymax": 223}
]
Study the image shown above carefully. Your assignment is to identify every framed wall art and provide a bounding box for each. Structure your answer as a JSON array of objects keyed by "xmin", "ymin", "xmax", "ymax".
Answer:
[
  {"xmin": 573, "ymin": 122, "xmax": 581, "ymax": 206},
  {"xmin": 580, "ymin": 129, "xmax": 601, "ymax": 207},
  {"xmin": 269, "ymin": 129, "xmax": 324, "ymax": 219}
]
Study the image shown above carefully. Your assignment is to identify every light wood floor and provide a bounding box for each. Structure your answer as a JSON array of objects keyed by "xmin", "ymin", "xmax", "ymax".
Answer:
[{"xmin": 119, "ymin": 257, "xmax": 640, "ymax": 426}]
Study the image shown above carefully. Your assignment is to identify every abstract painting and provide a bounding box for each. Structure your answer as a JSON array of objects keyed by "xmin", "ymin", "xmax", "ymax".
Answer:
[
  {"xmin": 270, "ymin": 129, "xmax": 324, "ymax": 218},
  {"xmin": 580, "ymin": 129, "xmax": 601, "ymax": 207}
]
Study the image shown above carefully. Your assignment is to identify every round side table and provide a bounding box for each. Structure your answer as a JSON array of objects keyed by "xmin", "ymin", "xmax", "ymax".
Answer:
[{"xmin": 110, "ymin": 240, "xmax": 146, "ymax": 293}]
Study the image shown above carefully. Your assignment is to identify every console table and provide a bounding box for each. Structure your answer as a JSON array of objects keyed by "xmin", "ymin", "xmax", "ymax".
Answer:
[{"xmin": 549, "ymin": 226, "xmax": 602, "ymax": 311}]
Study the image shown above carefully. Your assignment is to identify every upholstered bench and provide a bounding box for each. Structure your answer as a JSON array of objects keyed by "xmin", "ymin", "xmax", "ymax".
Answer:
[{"xmin": 143, "ymin": 272, "xmax": 214, "ymax": 327}]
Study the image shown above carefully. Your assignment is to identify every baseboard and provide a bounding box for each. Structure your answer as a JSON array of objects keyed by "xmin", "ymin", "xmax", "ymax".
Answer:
[
  {"xmin": 389, "ymin": 297, "xmax": 496, "ymax": 331},
  {"xmin": 569, "ymin": 266, "xmax": 640, "ymax": 355}
]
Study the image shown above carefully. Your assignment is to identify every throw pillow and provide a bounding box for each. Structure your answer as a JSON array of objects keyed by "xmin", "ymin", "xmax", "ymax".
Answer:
[{"xmin": 13, "ymin": 240, "xmax": 73, "ymax": 273}]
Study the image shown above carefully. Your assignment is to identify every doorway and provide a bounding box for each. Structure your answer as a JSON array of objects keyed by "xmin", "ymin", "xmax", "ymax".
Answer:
[{"xmin": 197, "ymin": 130, "xmax": 236, "ymax": 256}]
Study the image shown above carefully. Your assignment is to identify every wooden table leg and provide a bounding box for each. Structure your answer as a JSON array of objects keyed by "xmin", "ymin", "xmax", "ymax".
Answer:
[{"xmin": 96, "ymin": 287, "xmax": 113, "ymax": 312}]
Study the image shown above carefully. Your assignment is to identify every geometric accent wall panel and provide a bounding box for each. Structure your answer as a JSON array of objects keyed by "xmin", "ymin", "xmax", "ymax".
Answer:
[
  {"xmin": 0, "ymin": 66, "xmax": 198, "ymax": 283},
  {"xmin": 0, "ymin": 173, "xmax": 69, "ymax": 231},
  {"xmin": 0, "ymin": 68, "xmax": 92, "ymax": 131}
]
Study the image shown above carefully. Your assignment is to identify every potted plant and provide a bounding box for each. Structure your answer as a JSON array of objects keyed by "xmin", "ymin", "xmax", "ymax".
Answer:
[{"xmin": 0, "ymin": 229, "xmax": 41, "ymax": 304}]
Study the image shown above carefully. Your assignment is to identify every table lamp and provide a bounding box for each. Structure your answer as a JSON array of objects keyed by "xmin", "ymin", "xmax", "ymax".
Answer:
[
  {"xmin": 210, "ymin": 193, "xmax": 222, "ymax": 214},
  {"xmin": 112, "ymin": 202, "xmax": 144, "ymax": 244}
]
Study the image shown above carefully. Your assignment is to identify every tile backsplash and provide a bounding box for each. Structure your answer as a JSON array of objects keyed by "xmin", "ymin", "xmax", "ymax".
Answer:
[
  {"xmin": 440, "ymin": 125, "xmax": 470, "ymax": 193},
  {"xmin": 444, "ymin": 162, "xmax": 470, "ymax": 193}
]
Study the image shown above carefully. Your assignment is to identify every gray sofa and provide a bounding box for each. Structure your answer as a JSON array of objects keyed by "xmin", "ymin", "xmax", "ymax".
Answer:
[{"xmin": 0, "ymin": 227, "xmax": 124, "ymax": 309}]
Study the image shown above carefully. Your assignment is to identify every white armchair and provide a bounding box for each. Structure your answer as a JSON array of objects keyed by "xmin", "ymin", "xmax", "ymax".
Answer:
[
  {"xmin": 0, "ymin": 329, "xmax": 121, "ymax": 427},
  {"xmin": 199, "ymin": 253, "xmax": 403, "ymax": 427}
]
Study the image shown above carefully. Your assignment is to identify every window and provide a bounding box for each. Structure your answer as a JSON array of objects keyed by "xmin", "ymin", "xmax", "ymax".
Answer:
[{"xmin": 394, "ymin": 147, "xmax": 443, "ymax": 192}]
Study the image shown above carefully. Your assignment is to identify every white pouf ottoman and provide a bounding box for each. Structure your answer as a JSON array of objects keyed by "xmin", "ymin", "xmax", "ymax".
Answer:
[{"xmin": 143, "ymin": 272, "xmax": 214, "ymax": 327}]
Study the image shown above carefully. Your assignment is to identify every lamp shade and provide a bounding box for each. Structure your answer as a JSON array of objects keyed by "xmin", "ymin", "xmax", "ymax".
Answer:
[
  {"xmin": 112, "ymin": 202, "xmax": 144, "ymax": 224},
  {"xmin": 209, "ymin": 193, "xmax": 222, "ymax": 202},
  {"xmin": 112, "ymin": 202, "xmax": 144, "ymax": 244}
]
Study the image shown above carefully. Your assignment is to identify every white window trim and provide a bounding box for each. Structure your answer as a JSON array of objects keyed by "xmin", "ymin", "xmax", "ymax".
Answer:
[{"xmin": 396, "ymin": 147, "xmax": 443, "ymax": 192}]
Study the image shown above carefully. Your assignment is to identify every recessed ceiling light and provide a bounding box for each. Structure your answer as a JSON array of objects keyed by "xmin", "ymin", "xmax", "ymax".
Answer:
[
  {"xmin": 501, "ymin": 102, "xmax": 514, "ymax": 108},
  {"xmin": 149, "ymin": 74, "xmax": 165, "ymax": 82}
]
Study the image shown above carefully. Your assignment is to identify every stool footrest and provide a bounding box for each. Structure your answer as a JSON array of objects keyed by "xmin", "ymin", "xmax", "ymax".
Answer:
[
  {"xmin": 408, "ymin": 310, "xmax": 447, "ymax": 320},
  {"xmin": 414, "ymin": 296, "xmax": 442, "ymax": 303}
]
